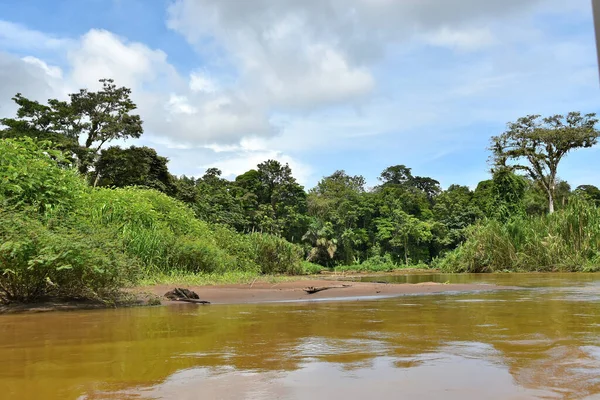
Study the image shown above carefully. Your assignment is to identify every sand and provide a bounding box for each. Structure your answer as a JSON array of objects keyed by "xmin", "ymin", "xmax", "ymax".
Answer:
[
  {"xmin": 0, "ymin": 279, "xmax": 516, "ymax": 313},
  {"xmin": 141, "ymin": 279, "xmax": 515, "ymax": 305}
]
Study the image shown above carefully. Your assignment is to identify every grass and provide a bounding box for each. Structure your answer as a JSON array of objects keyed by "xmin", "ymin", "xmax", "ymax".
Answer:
[
  {"xmin": 138, "ymin": 270, "xmax": 312, "ymax": 286},
  {"xmin": 437, "ymin": 197, "xmax": 600, "ymax": 273},
  {"xmin": 333, "ymin": 254, "xmax": 432, "ymax": 273},
  {"xmin": 334, "ymin": 264, "xmax": 431, "ymax": 273}
]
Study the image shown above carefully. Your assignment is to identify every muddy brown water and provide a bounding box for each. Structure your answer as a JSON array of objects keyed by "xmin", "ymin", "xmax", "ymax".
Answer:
[{"xmin": 1, "ymin": 273, "xmax": 599, "ymax": 400}]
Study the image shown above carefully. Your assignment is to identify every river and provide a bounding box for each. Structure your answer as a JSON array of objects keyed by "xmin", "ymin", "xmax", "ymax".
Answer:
[{"xmin": 1, "ymin": 273, "xmax": 599, "ymax": 399}]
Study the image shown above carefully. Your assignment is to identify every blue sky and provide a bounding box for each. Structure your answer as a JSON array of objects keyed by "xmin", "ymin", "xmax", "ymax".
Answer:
[{"xmin": 0, "ymin": 0, "xmax": 598, "ymax": 190}]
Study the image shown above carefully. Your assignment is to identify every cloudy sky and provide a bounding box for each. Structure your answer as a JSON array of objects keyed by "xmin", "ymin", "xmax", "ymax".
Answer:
[{"xmin": 0, "ymin": 0, "xmax": 598, "ymax": 189}]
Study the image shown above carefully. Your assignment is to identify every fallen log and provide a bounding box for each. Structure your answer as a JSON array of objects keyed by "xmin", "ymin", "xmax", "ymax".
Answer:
[
  {"xmin": 164, "ymin": 288, "xmax": 210, "ymax": 304},
  {"xmin": 170, "ymin": 298, "xmax": 211, "ymax": 304},
  {"xmin": 303, "ymin": 284, "xmax": 351, "ymax": 294}
]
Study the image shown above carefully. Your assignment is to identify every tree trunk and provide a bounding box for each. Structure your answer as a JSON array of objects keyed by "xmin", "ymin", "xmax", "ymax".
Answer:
[
  {"xmin": 548, "ymin": 190, "xmax": 555, "ymax": 214},
  {"xmin": 93, "ymin": 172, "xmax": 101, "ymax": 188}
]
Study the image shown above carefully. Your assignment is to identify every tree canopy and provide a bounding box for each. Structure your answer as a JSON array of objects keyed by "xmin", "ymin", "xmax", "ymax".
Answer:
[{"xmin": 490, "ymin": 112, "xmax": 599, "ymax": 213}]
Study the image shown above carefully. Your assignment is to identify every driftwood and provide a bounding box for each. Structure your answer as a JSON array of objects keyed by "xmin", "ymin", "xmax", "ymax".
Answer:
[
  {"xmin": 170, "ymin": 298, "xmax": 211, "ymax": 304},
  {"xmin": 303, "ymin": 284, "xmax": 351, "ymax": 294},
  {"xmin": 164, "ymin": 288, "xmax": 210, "ymax": 304}
]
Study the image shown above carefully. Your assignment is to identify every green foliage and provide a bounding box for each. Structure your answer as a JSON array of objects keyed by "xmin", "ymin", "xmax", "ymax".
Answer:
[
  {"xmin": 490, "ymin": 168, "xmax": 527, "ymax": 221},
  {"xmin": 82, "ymin": 186, "xmax": 303, "ymax": 275},
  {"xmin": 187, "ymin": 168, "xmax": 247, "ymax": 229},
  {"xmin": 95, "ymin": 146, "xmax": 176, "ymax": 194},
  {"xmin": 0, "ymin": 209, "xmax": 137, "ymax": 304},
  {"xmin": 575, "ymin": 185, "xmax": 600, "ymax": 206},
  {"xmin": 336, "ymin": 254, "xmax": 399, "ymax": 273},
  {"xmin": 306, "ymin": 171, "xmax": 371, "ymax": 265},
  {"xmin": 301, "ymin": 261, "xmax": 325, "ymax": 275},
  {"xmin": 1, "ymin": 78, "xmax": 143, "ymax": 174},
  {"xmin": 252, "ymin": 160, "xmax": 309, "ymax": 241},
  {"xmin": 437, "ymin": 198, "xmax": 600, "ymax": 273},
  {"xmin": 246, "ymin": 233, "xmax": 304, "ymax": 275},
  {"xmin": 0, "ymin": 138, "xmax": 87, "ymax": 213},
  {"xmin": 376, "ymin": 207, "xmax": 433, "ymax": 265},
  {"xmin": 490, "ymin": 112, "xmax": 599, "ymax": 213}
]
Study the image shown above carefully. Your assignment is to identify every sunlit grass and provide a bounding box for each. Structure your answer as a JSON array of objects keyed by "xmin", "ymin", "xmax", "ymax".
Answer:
[
  {"xmin": 438, "ymin": 197, "xmax": 600, "ymax": 273},
  {"xmin": 334, "ymin": 264, "xmax": 431, "ymax": 273},
  {"xmin": 138, "ymin": 270, "xmax": 310, "ymax": 286}
]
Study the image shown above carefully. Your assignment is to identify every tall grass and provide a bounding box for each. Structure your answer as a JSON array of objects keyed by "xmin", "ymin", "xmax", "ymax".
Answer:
[
  {"xmin": 437, "ymin": 198, "xmax": 600, "ymax": 272},
  {"xmin": 80, "ymin": 186, "xmax": 304, "ymax": 276}
]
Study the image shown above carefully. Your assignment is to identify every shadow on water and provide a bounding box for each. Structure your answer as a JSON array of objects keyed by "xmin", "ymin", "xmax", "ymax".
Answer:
[{"xmin": 1, "ymin": 273, "xmax": 599, "ymax": 399}]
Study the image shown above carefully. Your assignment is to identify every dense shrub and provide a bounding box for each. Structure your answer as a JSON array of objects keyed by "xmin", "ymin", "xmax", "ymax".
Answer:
[
  {"xmin": 0, "ymin": 138, "xmax": 87, "ymax": 213},
  {"xmin": 0, "ymin": 210, "xmax": 137, "ymax": 304},
  {"xmin": 247, "ymin": 233, "xmax": 304, "ymax": 275}
]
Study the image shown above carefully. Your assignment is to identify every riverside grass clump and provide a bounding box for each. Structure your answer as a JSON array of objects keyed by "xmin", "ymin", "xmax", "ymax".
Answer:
[
  {"xmin": 437, "ymin": 198, "xmax": 600, "ymax": 273},
  {"xmin": 82, "ymin": 187, "xmax": 305, "ymax": 276},
  {"xmin": 0, "ymin": 138, "xmax": 305, "ymax": 304}
]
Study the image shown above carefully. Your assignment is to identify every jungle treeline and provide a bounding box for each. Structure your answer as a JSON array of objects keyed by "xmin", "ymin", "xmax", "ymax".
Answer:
[{"xmin": 1, "ymin": 79, "xmax": 599, "ymax": 303}]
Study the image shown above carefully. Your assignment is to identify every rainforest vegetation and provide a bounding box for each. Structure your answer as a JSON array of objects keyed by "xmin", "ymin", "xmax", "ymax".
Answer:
[{"xmin": 1, "ymin": 79, "xmax": 600, "ymax": 304}]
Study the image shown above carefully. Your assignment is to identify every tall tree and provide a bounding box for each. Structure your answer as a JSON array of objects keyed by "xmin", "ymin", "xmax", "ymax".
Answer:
[
  {"xmin": 94, "ymin": 146, "xmax": 175, "ymax": 194},
  {"xmin": 375, "ymin": 206, "xmax": 433, "ymax": 266},
  {"xmin": 234, "ymin": 160, "xmax": 308, "ymax": 241},
  {"xmin": 306, "ymin": 170, "xmax": 371, "ymax": 265},
  {"xmin": 190, "ymin": 168, "xmax": 246, "ymax": 228},
  {"xmin": 490, "ymin": 112, "xmax": 599, "ymax": 213},
  {"xmin": 1, "ymin": 78, "xmax": 143, "ymax": 174}
]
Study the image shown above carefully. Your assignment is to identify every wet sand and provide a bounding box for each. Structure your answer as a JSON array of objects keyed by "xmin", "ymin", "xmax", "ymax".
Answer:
[
  {"xmin": 0, "ymin": 279, "xmax": 516, "ymax": 313},
  {"xmin": 141, "ymin": 279, "xmax": 515, "ymax": 305}
]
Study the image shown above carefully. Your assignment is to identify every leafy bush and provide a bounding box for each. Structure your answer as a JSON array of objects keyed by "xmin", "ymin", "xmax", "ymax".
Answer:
[
  {"xmin": 0, "ymin": 138, "xmax": 87, "ymax": 213},
  {"xmin": 335, "ymin": 254, "xmax": 399, "ymax": 272},
  {"xmin": 170, "ymin": 237, "xmax": 241, "ymax": 274},
  {"xmin": 301, "ymin": 261, "xmax": 325, "ymax": 275},
  {"xmin": 247, "ymin": 233, "xmax": 304, "ymax": 275},
  {"xmin": 0, "ymin": 210, "xmax": 137, "ymax": 304}
]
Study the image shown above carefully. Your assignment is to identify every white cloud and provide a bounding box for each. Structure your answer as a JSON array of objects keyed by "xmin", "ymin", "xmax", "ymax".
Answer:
[
  {"xmin": 166, "ymin": 94, "xmax": 197, "ymax": 115},
  {"xmin": 0, "ymin": 52, "xmax": 66, "ymax": 118},
  {"xmin": 189, "ymin": 70, "xmax": 218, "ymax": 93},
  {"xmin": 68, "ymin": 29, "xmax": 172, "ymax": 90},
  {"xmin": 423, "ymin": 27, "xmax": 497, "ymax": 52},
  {"xmin": 0, "ymin": 20, "xmax": 70, "ymax": 52},
  {"xmin": 21, "ymin": 56, "xmax": 63, "ymax": 79}
]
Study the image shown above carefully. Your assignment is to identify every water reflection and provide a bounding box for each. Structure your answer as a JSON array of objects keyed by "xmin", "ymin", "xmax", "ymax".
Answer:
[{"xmin": 0, "ymin": 274, "xmax": 599, "ymax": 399}]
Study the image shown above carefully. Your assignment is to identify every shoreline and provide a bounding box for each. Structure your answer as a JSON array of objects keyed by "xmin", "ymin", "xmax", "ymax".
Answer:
[
  {"xmin": 0, "ymin": 278, "xmax": 519, "ymax": 314},
  {"xmin": 144, "ymin": 279, "xmax": 516, "ymax": 306}
]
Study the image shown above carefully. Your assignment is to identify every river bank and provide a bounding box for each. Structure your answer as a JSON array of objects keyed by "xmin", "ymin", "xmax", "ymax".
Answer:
[
  {"xmin": 139, "ymin": 279, "xmax": 515, "ymax": 305},
  {"xmin": 0, "ymin": 277, "xmax": 516, "ymax": 314}
]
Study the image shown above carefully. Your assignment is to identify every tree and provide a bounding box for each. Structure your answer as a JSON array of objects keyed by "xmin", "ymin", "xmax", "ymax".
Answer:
[
  {"xmin": 375, "ymin": 206, "xmax": 432, "ymax": 265},
  {"xmin": 302, "ymin": 220, "xmax": 338, "ymax": 266},
  {"xmin": 575, "ymin": 184, "xmax": 600, "ymax": 205},
  {"xmin": 490, "ymin": 168, "xmax": 527, "ymax": 221},
  {"xmin": 306, "ymin": 170, "xmax": 371, "ymax": 265},
  {"xmin": 490, "ymin": 112, "xmax": 599, "ymax": 213},
  {"xmin": 193, "ymin": 168, "xmax": 246, "ymax": 228},
  {"xmin": 1, "ymin": 78, "xmax": 143, "ymax": 174},
  {"xmin": 94, "ymin": 146, "xmax": 175, "ymax": 194},
  {"xmin": 433, "ymin": 184, "xmax": 482, "ymax": 249},
  {"xmin": 234, "ymin": 160, "xmax": 308, "ymax": 241},
  {"xmin": 378, "ymin": 164, "xmax": 440, "ymax": 209}
]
